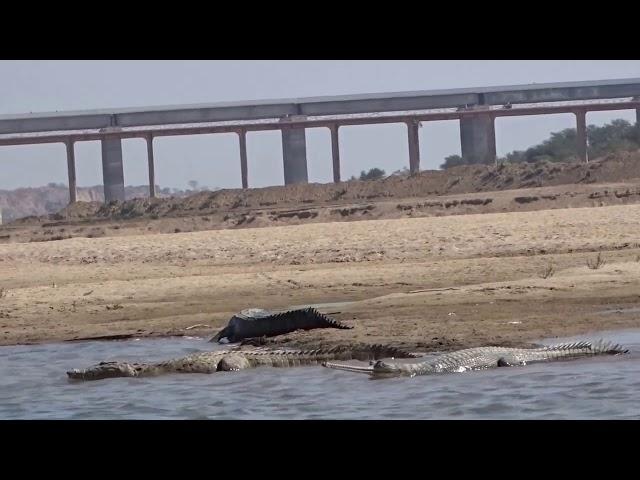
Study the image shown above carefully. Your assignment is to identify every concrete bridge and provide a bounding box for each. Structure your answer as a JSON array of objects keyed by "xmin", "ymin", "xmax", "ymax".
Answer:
[{"xmin": 1, "ymin": 77, "xmax": 639, "ymax": 204}]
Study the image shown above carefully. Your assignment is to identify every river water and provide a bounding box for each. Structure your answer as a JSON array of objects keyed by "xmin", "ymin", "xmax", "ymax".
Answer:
[{"xmin": 1, "ymin": 329, "xmax": 639, "ymax": 419}]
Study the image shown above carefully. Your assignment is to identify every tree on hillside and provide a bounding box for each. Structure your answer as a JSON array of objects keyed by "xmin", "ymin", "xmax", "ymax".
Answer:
[
  {"xmin": 359, "ymin": 168, "xmax": 386, "ymax": 181},
  {"xmin": 440, "ymin": 155, "xmax": 466, "ymax": 169},
  {"xmin": 187, "ymin": 180, "xmax": 199, "ymax": 191},
  {"xmin": 587, "ymin": 119, "xmax": 640, "ymax": 158}
]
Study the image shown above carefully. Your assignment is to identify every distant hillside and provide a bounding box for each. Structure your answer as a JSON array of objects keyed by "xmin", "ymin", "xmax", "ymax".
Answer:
[{"xmin": 0, "ymin": 184, "xmax": 194, "ymax": 223}]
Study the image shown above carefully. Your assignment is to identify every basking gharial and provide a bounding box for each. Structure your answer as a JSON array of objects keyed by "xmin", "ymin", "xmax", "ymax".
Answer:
[
  {"xmin": 67, "ymin": 344, "xmax": 419, "ymax": 381},
  {"xmin": 209, "ymin": 307, "xmax": 351, "ymax": 344},
  {"xmin": 323, "ymin": 340, "xmax": 629, "ymax": 377}
]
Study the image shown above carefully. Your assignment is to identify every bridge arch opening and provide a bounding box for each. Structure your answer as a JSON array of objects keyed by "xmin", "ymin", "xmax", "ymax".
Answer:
[
  {"xmin": 0, "ymin": 143, "xmax": 69, "ymax": 223},
  {"xmin": 74, "ymin": 141, "xmax": 103, "ymax": 191},
  {"xmin": 584, "ymin": 110, "xmax": 638, "ymax": 161},
  {"xmin": 121, "ymin": 138, "xmax": 153, "ymax": 199},
  {"xmin": 495, "ymin": 113, "xmax": 577, "ymax": 162},
  {"xmin": 0, "ymin": 143, "xmax": 67, "ymax": 190},
  {"xmin": 305, "ymin": 127, "xmax": 333, "ymax": 184},
  {"xmin": 338, "ymin": 123, "xmax": 408, "ymax": 180},
  {"xmin": 153, "ymin": 133, "xmax": 241, "ymax": 195},
  {"xmin": 418, "ymin": 120, "xmax": 461, "ymax": 171},
  {"xmin": 246, "ymin": 130, "xmax": 284, "ymax": 188}
]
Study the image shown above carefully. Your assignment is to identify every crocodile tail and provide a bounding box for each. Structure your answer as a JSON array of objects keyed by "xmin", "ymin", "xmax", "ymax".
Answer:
[
  {"xmin": 544, "ymin": 340, "xmax": 629, "ymax": 354},
  {"xmin": 302, "ymin": 307, "xmax": 352, "ymax": 330},
  {"xmin": 588, "ymin": 340, "xmax": 629, "ymax": 354}
]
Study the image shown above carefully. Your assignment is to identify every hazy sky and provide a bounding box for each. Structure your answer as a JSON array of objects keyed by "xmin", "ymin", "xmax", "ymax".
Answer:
[{"xmin": 1, "ymin": 60, "xmax": 639, "ymax": 190}]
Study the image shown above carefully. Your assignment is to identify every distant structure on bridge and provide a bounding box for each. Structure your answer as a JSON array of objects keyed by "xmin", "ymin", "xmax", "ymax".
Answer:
[{"xmin": 1, "ymin": 77, "xmax": 639, "ymax": 204}]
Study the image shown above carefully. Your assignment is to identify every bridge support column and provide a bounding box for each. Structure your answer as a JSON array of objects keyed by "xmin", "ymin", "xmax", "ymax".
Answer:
[
  {"xmin": 238, "ymin": 130, "xmax": 248, "ymax": 189},
  {"xmin": 575, "ymin": 110, "xmax": 588, "ymax": 163},
  {"xmin": 65, "ymin": 140, "xmax": 77, "ymax": 204},
  {"xmin": 636, "ymin": 108, "xmax": 639, "ymax": 126},
  {"xmin": 101, "ymin": 138, "xmax": 125, "ymax": 202},
  {"xmin": 280, "ymin": 116, "xmax": 308, "ymax": 185},
  {"xmin": 145, "ymin": 135, "xmax": 156, "ymax": 198},
  {"xmin": 406, "ymin": 119, "xmax": 421, "ymax": 174},
  {"xmin": 329, "ymin": 125, "xmax": 341, "ymax": 183},
  {"xmin": 460, "ymin": 113, "xmax": 496, "ymax": 165}
]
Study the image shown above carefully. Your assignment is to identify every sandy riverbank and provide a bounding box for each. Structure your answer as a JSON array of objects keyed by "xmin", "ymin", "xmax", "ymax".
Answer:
[{"xmin": 1, "ymin": 201, "xmax": 639, "ymax": 350}]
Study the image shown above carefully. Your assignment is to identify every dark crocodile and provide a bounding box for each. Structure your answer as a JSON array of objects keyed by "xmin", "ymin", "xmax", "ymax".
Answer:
[
  {"xmin": 209, "ymin": 307, "xmax": 351, "ymax": 344},
  {"xmin": 323, "ymin": 340, "xmax": 629, "ymax": 377},
  {"xmin": 66, "ymin": 344, "xmax": 419, "ymax": 381}
]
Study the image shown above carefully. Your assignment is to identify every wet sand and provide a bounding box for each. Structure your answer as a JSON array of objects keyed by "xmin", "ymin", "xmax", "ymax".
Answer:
[{"xmin": 1, "ymin": 201, "xmax": 640, "ymax": 351}]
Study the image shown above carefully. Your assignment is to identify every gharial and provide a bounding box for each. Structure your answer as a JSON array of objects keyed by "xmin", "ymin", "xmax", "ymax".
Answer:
[
  {"xmin": 66, "ymin": 344, "xmax": 420, "ymax": 381},
  {"xmin": 209, "ymin": 307, "xmax": 351, "ymax": 344},
  {"xmin": 322, "ymin": 340, "xmax": 629, "ymax": 377}
]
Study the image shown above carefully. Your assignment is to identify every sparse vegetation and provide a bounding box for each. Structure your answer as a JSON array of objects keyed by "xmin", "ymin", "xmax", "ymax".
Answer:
[
  {"xmin": 440, "ymin": 118, "xmax": 640, "ymax": 169},
  {"xmin": 0, "ymin": 287, "xmax": 6, "ymax": 299},
  {"xmin": 440, "ymin": 154, "xmax": 466, "ymax": 169},
  {"xmin": 539, "ymin": 262, "xmax": 555, "ymax": 279},
  {"xmin": 586, "ymin": 252, "xmax": 607, "ymax": 270},
  {"xmin": 358, "ymin": 168, "xmax": 386, "ymax": 181}
]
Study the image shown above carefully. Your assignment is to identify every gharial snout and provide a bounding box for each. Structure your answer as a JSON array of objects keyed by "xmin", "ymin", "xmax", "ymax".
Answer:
[{"xmin": 66, "ymin": 362, "xmax": 139, "ymax": 381}]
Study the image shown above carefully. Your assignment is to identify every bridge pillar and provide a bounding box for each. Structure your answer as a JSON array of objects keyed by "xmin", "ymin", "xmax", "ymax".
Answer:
[
  {"xmin": 406, "ymin": 119, "xmax": 421, "ymax": 174},
  {"xmin": 145, "ymin": 135, "xmax": 156, "ymax": 198},
  {"xmin": 329, "ymin": 125, "xmax": 341, "ymax": 183},
  {"xmin": 65, "ymin": 140, "xmax": 77, "ymax": 203},
  {"xmin": 636, "ymin": 108, "xmax": 639, "ymax": 126},
  {"xmin": 101, "ymin": 138, "xmax": 125, "ymax": 202},
  {"xmin": 280, "ymin": 116, "xmax": 308, "ymax": 185},
  {"xmin": 238, "ymin": 130, "xmax": 248, "ymax": 189},
  {"xmin": 460, "ymin": 113, "xmax": 496, "ymax": 165},
  {"xmin": 575, "ymin": 110, "xmax": 588, "ymax": 163}
]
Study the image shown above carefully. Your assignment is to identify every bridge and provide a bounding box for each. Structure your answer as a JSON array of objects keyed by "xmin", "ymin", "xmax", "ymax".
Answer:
[{"xmin": 1, "ymin": 77, "xmax": 639, "ymax": 204}]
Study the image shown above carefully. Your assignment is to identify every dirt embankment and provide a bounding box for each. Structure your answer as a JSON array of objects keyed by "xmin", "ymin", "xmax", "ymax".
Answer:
[
  {"xmin": 2, "ymin": 153, "xmax": 640, "ymax": 244},
  {"xmin": 0, "ymin": 185, "xmax": 167, "ymax": 224}
]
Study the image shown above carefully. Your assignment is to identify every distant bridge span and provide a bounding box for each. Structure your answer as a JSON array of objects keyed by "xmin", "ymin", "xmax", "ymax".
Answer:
[{"xmin": 1, "ymin": 77, "xmax": 639, "ymax": 203}]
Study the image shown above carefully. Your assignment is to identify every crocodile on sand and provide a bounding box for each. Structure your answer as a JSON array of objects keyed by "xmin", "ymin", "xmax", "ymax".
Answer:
[
  {"xmin": 67, "ymin": 344, "xmax": 420, "ymax": 381},
  {"xmin": 323, "ymin": 340, "xmax": 629, "ymax": 377},
  {"xmin": 209, "ymin": 307, "xmax": 351, "ymax": 344}
]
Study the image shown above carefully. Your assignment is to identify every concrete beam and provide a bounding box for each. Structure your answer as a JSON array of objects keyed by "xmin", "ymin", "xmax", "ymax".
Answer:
[
  {"xmin": 101, "ymin": 138, "xmax": 125, "ymax": 202},
  {"xmin": 281, "ymin": 117, "xmax": 308, "ymax": 185},
  {"xmin": 238, "ymin": 130, "xmax": 248, "ymax": 189},
  {"xmin": 575, "ymin": 110, "xmax": 588, "ymax": 163},
  {"xmin": 406, "ymin": 120, "xmax": 421, "ymax": 174},
  {"xmin": 65, "ymin": 140, "xmax": 77, "ymax": 204},
  {"xmin": 485, "ymin": 83, "xmax": 640, "ymax": 106},
  {"xmin": 145, "ymin": 135, "xmax": 156, "ymax": 198},
  {"xmin": 300, "ymin": 93, "xmax": 479, "ymax": 116},
  {"xmin": 329, "ymin": 125, "xmax": 341, "ymax": 183},
  {"xmin": 2, "ymin": 100, "xmax": 640, "ymax": 148},
  {"xmin": 3, "ymin": 78, "xmax": 640, "ymax": 135},
  {"xmin": 115, "ymin": 104, "xmax": 299, "ymax": 129},
  {"xmin": 460, "ymin": 114, "xmax": 496, "ymax": 165}
]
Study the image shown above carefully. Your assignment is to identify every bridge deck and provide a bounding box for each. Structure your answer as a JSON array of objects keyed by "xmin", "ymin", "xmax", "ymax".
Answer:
[{"xmin": 1, "ymin": 77, "xmax": 639, "ymax": 135}]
